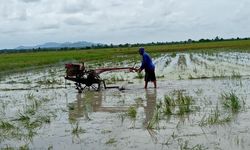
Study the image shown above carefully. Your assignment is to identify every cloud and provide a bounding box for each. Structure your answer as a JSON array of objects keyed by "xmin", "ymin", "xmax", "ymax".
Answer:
[
  {"xmin": 64, "ymin": 16, "xmax": 93, "ymax": 26},
  {"xmin": 61, "ymin": 0, "xmax": 97, "ymax": 14},
  {"xmin": 37, "ymin": 23, "xmax": 60, "ymax": 30},
  {"xmin": 0, "ymin": 0, "xmax": 250, "ymax": 49},
  {"xmin": 20, "ymin": 0, "xmax": 41, "ymax": 3}
]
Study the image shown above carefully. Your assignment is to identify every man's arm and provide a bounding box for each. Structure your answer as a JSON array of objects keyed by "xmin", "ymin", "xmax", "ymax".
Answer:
[{"xmin": 138, "ymin": 54, "xmax": 148, "ymax": 73}]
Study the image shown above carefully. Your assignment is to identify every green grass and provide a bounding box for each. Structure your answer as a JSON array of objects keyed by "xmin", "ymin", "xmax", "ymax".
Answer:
[
  {"xmin": 127, "ymin": 106, "xmax": 137, "ymax": 119},
  {"xmin": 147, "ymin": 103, "xmax": 161, "ymax": 129},
  {"xmin": 163, "ymin": 91, "xmax": 194, "ymax": 116},
  {"xmin": 105, "ymin": 138, "xmax": 117, "ymax": 145},
  {"xmin": 72, "ymin": 122, "xmax": 86, "ymax": 135},
  {"xmin": 221, "ymin": 92, "xmax": 242, "ymax": 112},
  {"xmin": 0, "ymin": 121, "xmax": 15, "ymax": 130},
  {"xmin": 199, "ymin": 105, "xmax": 232, "ymax": 126},
  {"xmin": 135, "ymin": 72, "xmax": 144, "ymax": 79},
  {"xmin": 0, "ymin": 94, "xmax": 56, "ymax": 144},
  {"xmin": 1, "ymin": 40, "xmax": 250, "ymax": 74}
]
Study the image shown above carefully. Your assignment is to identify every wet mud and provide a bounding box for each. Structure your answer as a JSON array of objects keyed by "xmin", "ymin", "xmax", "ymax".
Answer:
[{"xmin": 0, "ymin": 51, "xmax": 250, "ymax": 149}]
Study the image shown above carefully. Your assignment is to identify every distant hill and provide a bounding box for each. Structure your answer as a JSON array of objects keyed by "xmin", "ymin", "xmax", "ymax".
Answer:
[{"xmin": 15, "ymin": 41, "xmax": 99, "ymax": 50}]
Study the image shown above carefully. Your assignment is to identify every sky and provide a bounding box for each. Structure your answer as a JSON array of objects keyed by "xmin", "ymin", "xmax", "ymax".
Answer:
[{"xmin": 0, "ymin": 0, "xmax": 250, "ymax": 49}]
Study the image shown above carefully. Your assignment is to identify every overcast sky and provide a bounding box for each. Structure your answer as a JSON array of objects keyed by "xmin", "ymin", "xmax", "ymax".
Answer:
[{"xmin": 0, "ymin": 0, "xmax": 250, "ymax": 49}]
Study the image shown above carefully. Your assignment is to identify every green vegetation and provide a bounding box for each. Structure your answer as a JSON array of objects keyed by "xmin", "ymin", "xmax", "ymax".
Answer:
[
  {"xmin": 105, "ymin": 138, "xmax": 117, "ymax": 145},
  {"xmin": 0, "ymin": 94, "xmax": 55, "ymax": 143},
  {"xmin": 0, "ymin": 121, "xmax": 15, "ymax": 130},
  {"xmin": 221, "ymin": 92, "xmax": 242, "ymax": 112},
  {"xmin": 72, "ymin": 122, "xmax": 86, "ymax": 135},
  {"xmin": 147, "ymin": 103, "xmax": 161, "ymax": 129},
  {"xmin": 127, "ymin": 106, "xmax": 137, "ymax": 119},
  {"xmin": 145, "ymin": 91, "xmax": 196, "ymax": 129},
  {"xmin": 199, "ymin": 91, "xmax": 244, "ymax": 127},
  {"xmin": 1, "ymin": 40, "xmax": 250, "ymax": 74},
  {"xmin": 178, "ymin": 140, "xmax": 207, "ymax": 150},
  {"xmin": 162, "ymin": 91, "xmax": 194, "ymax": 116},
  {"xmin": 135, "ymin": 72, "xmax": 144, "ymax": 79},
  {"xmin": 199, "ymin": 105, "xmax": 231, "ymax": 126}
]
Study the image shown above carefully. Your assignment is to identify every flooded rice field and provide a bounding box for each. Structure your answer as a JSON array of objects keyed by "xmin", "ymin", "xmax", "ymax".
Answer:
[{"xmin": 1, "ymin": 51, "xmax": 250, "ymax": 149}]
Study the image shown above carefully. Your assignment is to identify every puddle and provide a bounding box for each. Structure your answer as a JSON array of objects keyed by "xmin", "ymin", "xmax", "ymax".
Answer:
[{"xmin": 0, "ymin": 51, "xmax": 250, "ymax": 149}]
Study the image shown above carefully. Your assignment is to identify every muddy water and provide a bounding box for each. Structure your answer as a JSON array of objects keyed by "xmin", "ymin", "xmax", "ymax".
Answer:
[{"xmin": 0, "ymin": 52, "xmax": 250, "ymax": 149}]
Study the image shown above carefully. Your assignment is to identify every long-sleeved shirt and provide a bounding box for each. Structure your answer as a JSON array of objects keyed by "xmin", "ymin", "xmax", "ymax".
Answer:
[{"xmin": 140, "ymin": 52, "xmax": 155, "ymax": 71}]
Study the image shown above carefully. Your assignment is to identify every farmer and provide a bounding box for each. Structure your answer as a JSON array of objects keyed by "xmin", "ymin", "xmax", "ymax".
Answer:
[{"xmin": 137, "ymin": 47, "xmax": 157, "ymax": 89}]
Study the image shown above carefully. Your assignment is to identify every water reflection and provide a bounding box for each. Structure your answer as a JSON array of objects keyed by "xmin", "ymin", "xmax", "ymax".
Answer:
[
  {"xmin": 68, "ymin": 90, "xmax": 130, "ymax": 121},
  {"xmin": 68, "ymin": 93, "xmax": 91, "ymax": 121},
  {"xmin": 144, "ymin": 89, "xmax": 157, "ymax": 125},
  {"xmin": 134, "ymin": 89, "xmax": 157, "ymax": 129},
  {"xmin": 68, "ymin": 89, "xmax": 158, "ymax": 124}
]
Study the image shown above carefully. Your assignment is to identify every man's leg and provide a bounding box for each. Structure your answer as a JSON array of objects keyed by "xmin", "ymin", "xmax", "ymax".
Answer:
[
  {"xmin": 144, "ymin": 81, "xmax": 148, "ymax": 89},
  {"xmin": 153, "ymin": 80, "xmax": 157, "ymax": 88}
]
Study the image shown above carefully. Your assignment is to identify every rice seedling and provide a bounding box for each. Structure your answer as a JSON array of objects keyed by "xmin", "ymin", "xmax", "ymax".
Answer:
[
  {"xmin": 178, "ymin": 139, "xmax": 207, "ymax": 150},
  {"xmin": 48, "ymin": 145, "xmax": 53, "ymax": 150},
  {"xmin": 178, "ymin": 75, "xmax": 183, "ymax": 80},
  {"xmin": 165, "ymin": 59, "xmax": 171, "ymax": 66},
  {"xmin": 1, "ymin": 145, "xmax": 15, "ymax": 150},
  {"xmin": 26, "ymin": 93, "xmax": 35, "ymax": 101},
  {"xmin": 24, "ymin": 100, "xmax": 41, "ymax": 115},
  {"xmin": 231, "ymin": 70, "xmax": 241, "ymax": 79},
  {"xmin": 0, "ymin": 121, "xmax": 15, "ymax": 130},
  {"xmin": 16, "ymin": 112, "xmax": 30, "ymax": 122},
  {"xmin": 67, "ymin": 103, "xmax": 75, "ymax": 111},
  {"xmin": 185, "ymin": 143, "xmax": 206, "ymax": 150},
  {"xmin": 101, "ymin": 130, "xmax": 112, "ymax": 134},
  {"xmin": 146, "ymin": 103, "xmax": 161, "ymax": 129},
  {"xmin": 41, "ymin": 96, "xmax": 51, "ymax": 102},
  {"xmin": 72, "ymin": 122, "xmax": 86, "ymax": 135},
  {"xmin": 156, "ymin": 75, "xmax": 165, "ymax": 78},
  {"xmin": 171, "ymin": 52, "xmax": 177, "ymax": 58},
  {"xmin": 176, "ymin": 91, "xmax": 193, "ymax": 115},
  {"xmin": 162, "ymin": 91, "xmax": 194, "ymax": 117},
  {"xmin": 6, "ymin": 80, "xmax": 17, "ymax": 84},
  {"xmin": 221, "ymin": 91, "xmax": 241, "ymax": 112},
  {"xmin": 37, "ymin": 115, "xmax": 51, "ymax": 124},
  {"xmin": 37, "ymin": 78, "xmax": 60, "ymax": 86},
  {"xmin": 163, "ymin": 96, "xmax": 175, "ymax": 115},
  {"xmin": 127, "ymin": 106, "xmax": 137, "ymax": 120},
  {"xmin": 188, "ymin": 74, "xmax": 193, "ymax": 79},
  {"xmin": 117, "ymin": 113, "xmax": 126, "ymax": 124},
  {"xmin": 24, "ymin": 120, "xmax": 42, "ymax": 130},
  {"xmin": 105, "ymin": 138, "xmax": 117, "ymax": 145},
  {"xmin": 199, "ymin": 105, "xmax": 231, "ymax": 126},
  {"xmin": 135, "ymin": 72, "xmax": 144, "ymax": 79},
  {"xmin": 19, "ymin": 144, "xmax": 29, "ymax": 150},
  {"xmin": 0, "ymin": 101, "xmax": 7, "ymax": 115}
]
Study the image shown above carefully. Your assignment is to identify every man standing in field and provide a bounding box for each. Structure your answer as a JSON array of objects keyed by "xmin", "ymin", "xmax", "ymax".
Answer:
[{"xmin": 137, "ymin": 47, "xmax": 157, "ymax": 89}]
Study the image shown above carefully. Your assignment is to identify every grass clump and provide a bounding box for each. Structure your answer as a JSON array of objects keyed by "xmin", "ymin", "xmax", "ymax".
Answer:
[
  {"xmin": 163, "ymin": 91, "xmax": 194, "ymax": 116},
  {"xmin": 221, "ymin": 91, "xmax": 242, "ymax": 112},
  {"xmin": 37, "ymin": 78, "xmax": 60, "ymax": 85},
  {"xmin": 19, "ymin": 144, "xmax": 29, "ymax": 150},
  {"xmin": 163, "ymin": 96, "xmax": 175, "ymax": 115},
  {"xmin": 178, "ymin": 140, "xmax": 207, "ymax": 150},
  {"xmin": 105, "ymin": 138, "xmax": 117, "ymax": 145},
  {"xmin": 1, "ymin": 146, "xmax": 15, "ymax": 150},
  {"xmin": 127, "ymin": 106, "xmax": 137, "ymax": 119},
  {"xmin": 147, "ymin": 103, "xmax": 161, "ymax": 129},
  {"xmin": 0, "ymin": 121, "xmax": 15, "ymax": 130},
  {"xmin": 199, "ymin": 105, "xmax": 231, "ymax": 126},
  {"xmin": 231, "ymin": 70, "xmax": 241, "ymax": 79},
  {"xmin": 176, "ymin": 91, "xmax": 193, "ymax": 115},
  {"xmin": 72, "ymin": 122, "xmax": 86, "ymax": 135},
  {"xmin": 135, "ymin": 72, "xmax": 144, "ymax": 79}
]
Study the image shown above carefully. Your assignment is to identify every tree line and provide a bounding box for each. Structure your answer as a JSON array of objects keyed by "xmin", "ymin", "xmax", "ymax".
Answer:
[{"xmin": 1, "ymin": 36, "xmax": 250, "ymax": 54}]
